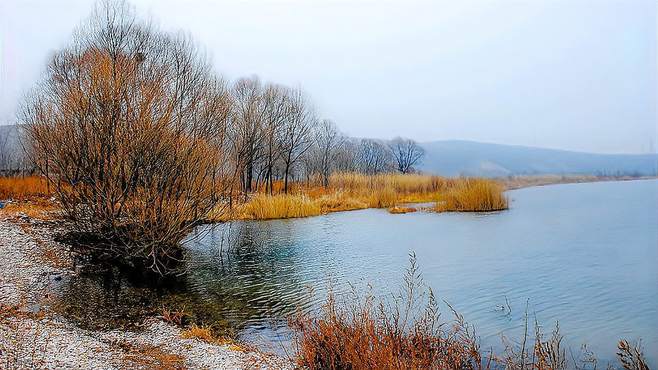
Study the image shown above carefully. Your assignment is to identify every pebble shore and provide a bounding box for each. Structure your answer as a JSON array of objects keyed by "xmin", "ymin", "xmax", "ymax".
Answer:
[{"xmin": 0, "ymin": 215, "xmax": 292, "ymax": 369}]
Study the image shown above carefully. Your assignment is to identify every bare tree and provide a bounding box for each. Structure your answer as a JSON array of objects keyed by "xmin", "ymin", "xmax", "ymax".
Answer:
[
  {"xmin": 230, "ymin": 76, "xmax": 269, "ymax": 195},
  {"xmin": 388, "ymin": 137, "xmax": 425, "ymax": 174},
  {"xmin": 357, "ymin": 139, "xmax": 394, "ymax": 174},
  {"xmin": 333, "ymin": 138, "xmax": 360, "ymax": 173},
  {"xmin": 0, "ymin": 127, "xmax": 13, "ymax": 175},
  {"xmin": 278, "ymin": 88, "xmax": 316, "ymax": 193},
  {"xmin": 260, "ymin": 84, "xmax": 288, "ymax": 194},
  {"xmin": 314, "ymin": 120, "xmax": 344, "ymax": 187},
  {"xmin": 22, "ymin": 0, "xmax": 232, "ymax": 274}
]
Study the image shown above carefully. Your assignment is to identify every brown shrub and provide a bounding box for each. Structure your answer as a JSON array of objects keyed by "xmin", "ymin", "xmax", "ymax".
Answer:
[{"xmin": 21, "ymin": 2, "xmax": 233, "ymax": 274}]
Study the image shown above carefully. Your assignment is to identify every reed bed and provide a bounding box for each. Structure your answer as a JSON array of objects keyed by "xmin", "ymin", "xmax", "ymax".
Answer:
[
  {"xmin": 1, "ymin": 173, "xmax": 508, "ymax": 221},
  {"xmin": 436, "ymin": 178, "xmax": 508, "ymax": 212},
  {"xmin": 214, "ymin": 173, "xmax": 508, "ymax": 221}
]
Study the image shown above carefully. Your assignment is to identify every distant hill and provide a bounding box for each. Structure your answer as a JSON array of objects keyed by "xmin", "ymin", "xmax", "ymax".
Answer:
[{"xmin": 419, "ymin": 140, "xmax": 658, "ymax": 177}]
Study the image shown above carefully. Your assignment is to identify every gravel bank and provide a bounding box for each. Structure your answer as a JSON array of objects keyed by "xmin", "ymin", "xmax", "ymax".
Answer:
[{"xmin": 0, "ymin": 215, "xmax": 292, "ymax": 369}]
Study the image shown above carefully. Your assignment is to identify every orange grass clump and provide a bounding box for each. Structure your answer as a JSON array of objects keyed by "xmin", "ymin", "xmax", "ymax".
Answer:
[
  {"xmin": 436, "ymin": 178, "xmax": 508, "ymax": 212},
  {"xmin": 239, "ymin": 194, "xmax": 322, "ymax": 220},
  {"xmin": 388, "ymin": 206, "xmax": 417, "ymax": 214}
]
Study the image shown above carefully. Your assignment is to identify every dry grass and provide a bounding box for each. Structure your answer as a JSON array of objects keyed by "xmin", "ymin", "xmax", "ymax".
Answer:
[
  {"xmin": 212, "ymin": 173, "xmax": 449, "ymax": 221},
  {"xmin": 238, "ymin": 194, "xmax": 323, "ymax": 220},
  {"xmin": 181, "ymin": 324, "xmax": 214, "ymax": 342},
  {"xmin": 388, "ymin": 206, "xmax": 417, "ymax": 214},
  {"xmin": 290, "ymin": 253, "xmax": 486, "ymax": 370},
  {"xmin": 617, "ymin": 340, "xmax": 650, "ymax": 370},
  {"xmin": 290, "ymin": 255, "xmax": 652, "ymax": 370},
  {"xmin": 115, "ymin": 341, "xmax": 186, "ymax": 370},
  {"xmin": 0, "ymin": 176, "xmax": 51, "ymax": 200},
  {"xmin": 180, "ymin": 323, "xmax": 241, "ymax": 350},
  {"xmin": 0, "ymin": 176, "xmax": 59, "ymax": 220},
  {"xmin": 0, "ymin": 199, "xmax": 59, "ymax": 220},
  {"xmin": 210, "ymin": 173, "xmax": 511, "ymax": 221},
  {"xmin": 436, "ymin": 178, "xmax": 508, "ymax": 212}
]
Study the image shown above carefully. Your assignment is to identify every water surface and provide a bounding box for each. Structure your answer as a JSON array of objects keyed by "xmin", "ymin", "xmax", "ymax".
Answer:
[{"xmin": 58, "ymin": 179, "xmax": 658, "ymax": 364}]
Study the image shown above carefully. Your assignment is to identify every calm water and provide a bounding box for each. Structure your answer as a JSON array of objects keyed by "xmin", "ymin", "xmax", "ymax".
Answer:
[{"xmin": 57, "ymin": 179, "xmax": 658, "ymax": 364}]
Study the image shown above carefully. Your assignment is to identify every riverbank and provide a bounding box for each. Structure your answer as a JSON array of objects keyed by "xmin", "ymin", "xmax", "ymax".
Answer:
[{"xmin": 0, "ymin": 215, "xmax": 292, "ymax": 369}]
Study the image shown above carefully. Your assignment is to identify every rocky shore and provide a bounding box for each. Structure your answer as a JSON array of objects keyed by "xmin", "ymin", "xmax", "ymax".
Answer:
[{"xmin": 0, "ymin": 215, "xmax": 292, "ymax": 369}]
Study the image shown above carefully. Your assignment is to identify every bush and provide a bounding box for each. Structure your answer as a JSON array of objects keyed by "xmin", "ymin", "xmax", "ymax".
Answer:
[{"xmin": 22, "ymin": 1, "xmax": 232, "ymax": 274}]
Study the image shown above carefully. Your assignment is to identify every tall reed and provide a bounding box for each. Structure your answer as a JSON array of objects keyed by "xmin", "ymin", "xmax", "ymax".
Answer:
[
  {"xmin": 436, "ymin": 178, "xmax": 508, "ymax": 212},
  {"xmin": 239, "ymin": 194, "xmax": 322, "ymax": 220}
]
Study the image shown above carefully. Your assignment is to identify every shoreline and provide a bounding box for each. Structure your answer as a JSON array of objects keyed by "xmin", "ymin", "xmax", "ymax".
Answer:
[
  {"xmin": 1, "ymin": 176, "xmax": 654, "ymax": 367},
  {"xmin": 501, "ymin": 174, "xmax": 658, "ymax": 191},
  {"xmin": 0, "ymin": 216, "xmax": 292, "ymax": 369}
]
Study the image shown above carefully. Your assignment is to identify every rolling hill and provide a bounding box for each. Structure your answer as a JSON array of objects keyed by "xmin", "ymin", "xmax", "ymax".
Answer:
[{"xmin": 419, "ymin": 140, "xmax": 658, "ymax": 177}]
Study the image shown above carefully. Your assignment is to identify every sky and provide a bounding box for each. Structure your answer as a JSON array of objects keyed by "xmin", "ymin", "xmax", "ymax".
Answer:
[{"xmin": 1, "ymin": 0, "xmax": 656, "ymax": 154}]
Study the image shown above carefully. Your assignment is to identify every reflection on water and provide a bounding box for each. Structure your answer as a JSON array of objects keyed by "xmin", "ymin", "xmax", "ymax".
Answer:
[{"xmin": 55, "ymin": 180, "xmax": 658, "ymax": 364}]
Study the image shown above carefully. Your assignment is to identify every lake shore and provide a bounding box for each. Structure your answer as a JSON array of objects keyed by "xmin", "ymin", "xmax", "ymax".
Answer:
[
  {"xmin": 501, "ymin": 174, "xmax": 658, "ymax": 190},
  {"xmin": 0, "ymin": 215, "xmax": 292, "ymax": 369},
  {"xmin": 1, "ymin": 178, "xmax": 655, "ymax": 367}
]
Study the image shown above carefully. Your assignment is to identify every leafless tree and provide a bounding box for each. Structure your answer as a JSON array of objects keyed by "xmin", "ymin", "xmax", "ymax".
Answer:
[
  {"xmin": 278, "ymin": 88, "xmax": 317, "ymax": 193},
  {"xmin": 260, "ymin": 84, "xmax": 288, "ymax": 194},
  {"xmin": 357, "ymin": 139, "xmax": 394, "ymax": 174},
  {"xmin": 313, "ymin": 120, "xmax": 344, "ymax": 187},
  {"xmin": 22, "ymin": 0, "xmax": 232, "ymax": 274},
  {"xmin": 388, "ymin": 137, "xmax": 425, "ymax": 174},
  {"xmin": 230, "ymin": 76, "xmax": 269, "ymax": 195},
  {"xmin": 0, "ymin": 127, "xmax": 13, "ymax": 175},
  {"xmin": 333, "ymin": 138, "xmax": 360, "ymax": 173}
]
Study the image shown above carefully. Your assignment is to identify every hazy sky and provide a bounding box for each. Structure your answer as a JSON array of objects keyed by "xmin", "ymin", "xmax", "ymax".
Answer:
[{"xmin": 1, "ymin": 0, "xmax": 656, "ymax": 153}]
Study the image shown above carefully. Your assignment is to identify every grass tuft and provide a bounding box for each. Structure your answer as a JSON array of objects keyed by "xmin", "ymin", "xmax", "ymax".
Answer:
[
  {"xmin": 436, "ymin": 178, "xmax": 508, "ymax": 212},
  {"xmin": 180, "ymin": 323, "xmax": 214, "ymax": 342},
  {"xmin": 239, "ymin": 194, "xmax": 322, "ymax": 220},
  {"xmin": 388, "ymin": 206, "xmax": 417, "ymax": 214}
]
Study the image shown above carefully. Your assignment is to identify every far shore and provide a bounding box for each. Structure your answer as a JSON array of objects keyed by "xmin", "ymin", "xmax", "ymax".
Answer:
[{"xmin": 501, "ymin": 174, "xmax": 658, "ymax": 191}]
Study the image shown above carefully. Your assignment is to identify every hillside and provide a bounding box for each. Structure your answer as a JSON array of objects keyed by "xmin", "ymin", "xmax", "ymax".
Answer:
[{"xmin": 419, "ymin": 140, "xmax": 658, "ymax": 177}]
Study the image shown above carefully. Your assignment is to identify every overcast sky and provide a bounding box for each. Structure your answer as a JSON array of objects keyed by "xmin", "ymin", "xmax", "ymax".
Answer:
[{"xmin": 1, "ymin": 0, "xmax": 656, "ymax": 153}]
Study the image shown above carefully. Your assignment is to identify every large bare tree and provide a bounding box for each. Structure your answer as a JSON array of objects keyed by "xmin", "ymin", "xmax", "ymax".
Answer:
[
  {"xmin": 389, "ymin": 137, "xmax": 425, "ymax": 174},
  {"xmin": 22, "ymin": 0, "xmax": 232, "ymax": 274}
]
